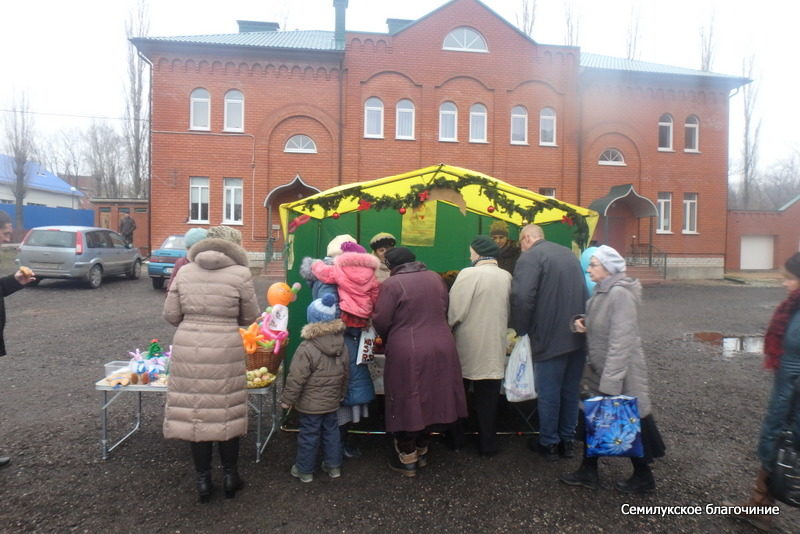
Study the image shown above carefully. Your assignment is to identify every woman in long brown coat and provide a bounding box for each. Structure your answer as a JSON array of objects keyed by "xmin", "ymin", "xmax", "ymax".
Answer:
[
  {"xmin": 163, "ymin": 227, "xmax": 260, "ymax": 502},
  {"xmin": 372, "ymin": 247, "xmax": 467, "ymax": 477}
]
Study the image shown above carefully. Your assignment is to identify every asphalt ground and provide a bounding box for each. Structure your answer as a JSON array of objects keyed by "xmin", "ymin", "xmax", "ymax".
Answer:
[{"xmin": 0, "ymin": 273, "xmax": 797, "ymax": 533}]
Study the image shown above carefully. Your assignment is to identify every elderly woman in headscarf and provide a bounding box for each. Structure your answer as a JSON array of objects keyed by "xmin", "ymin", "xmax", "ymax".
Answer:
[
  {"xmin": 163, "ymin": 225, "xmax": 260, "ymax": 502},
  {"xmin": 447, "ymin": 235, "xmax": 512, "ymax": 456},
  {"xmin": 560, "ymin": 245, "xmax": 665, "ymax": 494},
  {"xmin": 372, "ymin": 247, "xmax": 467, "ymax": 477}
]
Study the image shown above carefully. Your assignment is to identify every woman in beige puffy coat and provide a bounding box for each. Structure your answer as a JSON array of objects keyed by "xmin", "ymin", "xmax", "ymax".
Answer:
[{"xmin": 163, "ymin": 228, "xmax": 260, "ymax": 502}]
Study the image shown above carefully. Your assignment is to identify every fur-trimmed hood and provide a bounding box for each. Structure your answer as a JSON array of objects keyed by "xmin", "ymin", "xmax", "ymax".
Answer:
[
  {"xmin": 334, "ymin": 251, "xmax": 380, "ymax": 270},
  {"xmin": 301, "ymin": 319, "xmax": 346, "ymax": 357},
  {"xmin": 189, "ymin": 238, "xmax": 249, "ymax": 270}
]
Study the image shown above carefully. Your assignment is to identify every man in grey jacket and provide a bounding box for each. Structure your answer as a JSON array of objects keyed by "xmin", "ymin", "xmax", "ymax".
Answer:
[{"xmin": 510, "ymin": 224, "xmax": 588, "ymax": 461}]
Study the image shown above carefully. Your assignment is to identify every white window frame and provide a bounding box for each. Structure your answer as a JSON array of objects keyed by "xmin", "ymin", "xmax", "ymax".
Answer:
[
  {"xmin": 539, "ymin": 107, "xmax": 557, "ymax": 146},
  {"xmin": 364, "ymin": 97, "xmax": 384, "ymax": 138},
  {"xmin": 190, "ymin": 88, "xmax": 210, "ymax": 131},
  {"xmin": 510, "ymin": 105, "xmax": 528, "ymax": 145},
  {"xmin": 395, "ymin": 99, "xmax": 415, "ymax": 140},
  {"xmin": 684, "ymin": 115, "xmax": 700, "ymax": 152},
  {"xmin": 658, "ymin": 113, "xmax": 673, "ymax": 151},
  {"xmin": 656, "ymin": 192, "xmax": 672, "ymax": 233},
  {"xmin": 222, "ymin": 178, "xmax": 243, "ymax": 224},
  {"xmin": 538, "ymin": 187, "xmax": 556, "ymax": 198},
  {"xmin": 469, "ymin": 103, "xmax": 487, "ymax": 143},
  {"xmin": 443, "ymin": 27, "xmax": 488, "ymax": 53},
  {"xmin": 189, "ymin": 177, "xmax": 209, "ymax": 223},
  {"xmin": 439, "ymin": 101, "xmax": 458, "ymax": 142},
  {"xmin": 682, "ymin": 192, "xmax": 698, "ymax": 234},
  {"xmin": 284, "ymin": 134, "xmax": 317, "ymax": 153},
  {"xmin": 598, "ymin": 148, "xmax": 626, "ymax": 166},
  {"xmin": 223, "ymin": 89, "xmax": 244, "ymax": 132}
]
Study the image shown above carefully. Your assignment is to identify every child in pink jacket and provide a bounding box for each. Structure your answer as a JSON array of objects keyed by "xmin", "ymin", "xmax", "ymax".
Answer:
[{"xmin": 311, "ymin": 241, "xmax": 380, "ymax": 458}]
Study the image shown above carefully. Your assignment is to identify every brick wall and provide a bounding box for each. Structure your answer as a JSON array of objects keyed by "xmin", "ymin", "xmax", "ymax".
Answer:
[{"xmin": 726, "ymin": 199, "xmax": 800, "ymax": 270}]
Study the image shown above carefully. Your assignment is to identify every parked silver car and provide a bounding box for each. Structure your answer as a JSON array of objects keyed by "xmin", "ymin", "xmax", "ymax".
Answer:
[{"xmin": 15, "ymin": 226, "xmax": 143, "ymax": 289}]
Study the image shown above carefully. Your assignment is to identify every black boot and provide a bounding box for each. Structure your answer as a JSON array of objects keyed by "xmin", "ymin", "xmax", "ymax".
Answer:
[
  {"xmin": 389, "ymin": 438, "xmax": 418, "ymax": 477},
  {"xmin": 196, "ymin": 471, "xmax": 213, "ymax": 503},
  {"xmin": 559, "ymin": 457, "xmax": 599, "ymax": 490},
  {"xmin": 219, "ymin": 438, "xmax": 244, "ymax": 499},
  {"xmin": 190, "ymin": 442, "xmax": 214, "ymax": 503},
  {"xmin": 616, "ymin": 458, "xmax": 656, "ymax": 494}
]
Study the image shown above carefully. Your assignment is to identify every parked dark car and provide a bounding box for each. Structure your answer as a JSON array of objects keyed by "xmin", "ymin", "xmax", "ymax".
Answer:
[
  {"xmin": 15, "ymin": 226, "xmax": 143, "ymax": 289},
  {"xmin": 147, "ymin": 235, "xmax": 186, "ymax": 289}
]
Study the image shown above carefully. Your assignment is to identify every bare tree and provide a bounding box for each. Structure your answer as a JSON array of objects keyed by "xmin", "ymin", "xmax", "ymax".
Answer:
[
  {"xmin": 2, "ymin": 95, "xmax": 37, "ymax": 233},
  {"xmin": 625, "ymin": 4, "xmax": 641, "ymax": 60},
  {"xmin": 125, "ymin": 0, "xmax": 150, "ymax": 199},
  {"xmin": 564, "ymin": 2, "xmax": 580, "ymax": 46},
  {"xmin": 516, "ymin": 0, "xmax": 537, "ymax": 38},
  {"xmin": 753, "ymin": 152, "xmax": 800, "ymax": 209},
  {"xmin": 741, "ymin": 55, "xmax": 760, "ymax": 209},
  {"xmin": 699, "ymin": 12, "xmax": 715, "ymax": 71},
  {"xmin": 86, "ymin": 121, "xmax": 126, "ymax": 198},
  {"xmin": 40, "ymin": 129, "xmax": 85, "ymax": 188}
]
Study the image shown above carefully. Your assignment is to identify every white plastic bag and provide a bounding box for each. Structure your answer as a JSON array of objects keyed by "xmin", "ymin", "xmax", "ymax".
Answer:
[
  {"xmin": 356, "ymin": 326, "xmax": 377, "ymax": 365},
  {"xmin": 504, "ymin": 334, "xmax": 537, "ymax": 402}
]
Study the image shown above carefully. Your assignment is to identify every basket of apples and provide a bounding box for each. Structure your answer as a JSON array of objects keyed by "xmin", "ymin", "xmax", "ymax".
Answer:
[{"xmin": 246, "ymin": 367, "xmax": 276, "ymax": 389}]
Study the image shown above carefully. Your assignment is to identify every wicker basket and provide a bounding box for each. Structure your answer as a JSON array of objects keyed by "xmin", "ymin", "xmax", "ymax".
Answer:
[{"xmin": 246, "ymin": 346, "xmax": 283, "ymax": 374}]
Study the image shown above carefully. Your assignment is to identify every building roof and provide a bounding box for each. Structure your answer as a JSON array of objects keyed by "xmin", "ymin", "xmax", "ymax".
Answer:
[
  {"xmin": 0, "ymin": 155, "xmax": 84, "ymax": 197},
  {"xmin": 580, "ymin": 52, "xmax": 747, "ymax": 82},
  {"xmin": 134, "ymin": 30, "xmax": 338, "ymax": 52}
]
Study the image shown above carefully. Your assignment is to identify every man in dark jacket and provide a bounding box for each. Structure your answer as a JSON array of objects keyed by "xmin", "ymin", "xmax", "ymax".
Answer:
[
  {"xmin": 0, "ymin": 210, "xmax": 36, "ymax": 468},
  {"xmin": 119, "ymin": 214, "xmax": 136, "ymax": 246},
  {"xmin": 510, "ymin": 224, "xmax": 588, "ymax": 461}
]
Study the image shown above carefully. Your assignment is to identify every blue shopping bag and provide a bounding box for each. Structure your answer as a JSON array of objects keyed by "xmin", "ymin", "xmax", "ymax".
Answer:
[{"xmin": 584, "ymin": 395, "xmax": 644, "ymax": 458}]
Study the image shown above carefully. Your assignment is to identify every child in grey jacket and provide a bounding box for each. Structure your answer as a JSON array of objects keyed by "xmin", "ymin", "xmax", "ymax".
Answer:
[{"xmin": 280, "ymin": 294, "xmax": 349, "ymax": 482}]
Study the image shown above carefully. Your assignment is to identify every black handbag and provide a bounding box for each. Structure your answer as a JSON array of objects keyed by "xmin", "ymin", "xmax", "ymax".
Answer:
[{"xmin": 768, "ymin": 380, "xmax": 800, "ymax": 507}]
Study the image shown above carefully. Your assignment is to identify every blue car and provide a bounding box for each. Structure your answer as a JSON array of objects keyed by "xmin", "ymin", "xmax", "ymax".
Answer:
[{"xmin": 148, "ymin": 235, "xmax": 186, "ymax": 289}]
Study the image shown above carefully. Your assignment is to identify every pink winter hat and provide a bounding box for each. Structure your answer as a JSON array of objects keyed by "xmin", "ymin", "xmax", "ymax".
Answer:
[{"xmin": 341, "ymin": 242, "xmax": 366, "ymax": 254}]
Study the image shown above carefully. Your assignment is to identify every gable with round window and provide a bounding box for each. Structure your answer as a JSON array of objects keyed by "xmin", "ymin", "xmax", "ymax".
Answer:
[{"xmin": 443, "ymin": 27, "xmax": 488, "ymax": 52}]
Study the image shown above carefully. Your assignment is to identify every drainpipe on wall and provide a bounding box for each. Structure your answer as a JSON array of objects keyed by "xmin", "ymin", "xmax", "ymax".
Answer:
[
  {"xmin": 334, "ymin": 0, "xmax": 348, "ymax": 185},
  {"xmin": 139, "ymin": 50, "xmax": 154, "ymax": 257}
]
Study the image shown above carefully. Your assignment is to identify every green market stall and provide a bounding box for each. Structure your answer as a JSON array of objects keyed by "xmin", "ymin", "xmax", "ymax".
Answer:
[{"xmin": 278, "ymin": 163, "xmax": 598, "ymax": 367}]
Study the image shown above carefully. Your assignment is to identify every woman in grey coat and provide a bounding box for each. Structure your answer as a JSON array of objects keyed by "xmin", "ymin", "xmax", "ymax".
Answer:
[{"xmin": 560, "ymin": 245, "xmax": 665, "ymax": 494}]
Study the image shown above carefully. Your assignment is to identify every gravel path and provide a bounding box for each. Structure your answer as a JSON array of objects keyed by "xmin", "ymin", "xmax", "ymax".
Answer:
[{"xmin": 0, "ymin": 275, "xmax": 797, "ymax": 533}]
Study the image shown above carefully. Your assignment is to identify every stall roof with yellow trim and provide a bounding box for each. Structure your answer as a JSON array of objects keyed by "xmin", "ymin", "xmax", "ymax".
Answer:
[{"xmin": 280, "ymin": 164, "xmax": 597, "ymax": 245}]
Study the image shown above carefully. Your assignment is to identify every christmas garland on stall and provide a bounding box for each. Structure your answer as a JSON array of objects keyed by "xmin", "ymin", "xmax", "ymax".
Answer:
[{"xmin": 300, "ymin": 172, "xmax": 591, "ymax": 247}]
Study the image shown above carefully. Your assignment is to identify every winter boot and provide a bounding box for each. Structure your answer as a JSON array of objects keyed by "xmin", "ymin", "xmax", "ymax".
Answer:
[
  {"xmin": 219, "ymin": 437, "xmax": 244, "ymax": 499},
  {"xmin": 616, "ymin": 458, "xmax": 656, "ymax": 494},
  {"xmin": 190, "ymin": 441, "xmax": 214, "ymax": 503},
  {"xmin": 389, "ymin": 439, "xmax": 418, "ymax": 477},
  {"xmin": 416, "ymin": 445, "xmax": 429, "ymax": 468},
  {"xmin": 341, "ymin": 424, "xmax": 362, "ymax": 459},
  {"xmin": 728, "ymin": 467, "xmax": 775, "ymax": 532},
  {"xmin": 559, "ymin": 457, "xmax": 599, "ymax": 490}
]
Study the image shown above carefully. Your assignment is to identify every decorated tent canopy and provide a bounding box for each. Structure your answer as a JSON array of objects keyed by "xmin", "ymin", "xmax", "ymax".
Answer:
[
  {"xmin": 278, "ymin": 164, "xmax": 598, "ymax": 363},
  {"xmin": 280, "ymin": 163, "xmax": 598, "ymax": 249}
]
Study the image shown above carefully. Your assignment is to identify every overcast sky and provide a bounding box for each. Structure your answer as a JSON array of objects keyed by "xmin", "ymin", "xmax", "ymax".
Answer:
[{"xmin": 1, "ymin": 0, "xmax": 797, "ymax": 177}]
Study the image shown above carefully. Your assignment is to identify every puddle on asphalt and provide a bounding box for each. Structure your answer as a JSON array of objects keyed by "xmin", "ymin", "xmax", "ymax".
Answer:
[{"xmin": 690, "ymin": 332, "xmax": 764, "ymax": 359}]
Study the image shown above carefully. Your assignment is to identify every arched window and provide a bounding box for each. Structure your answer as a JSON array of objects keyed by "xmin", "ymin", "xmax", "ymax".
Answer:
[
  {"xmin": 284, "ymin": 134, "xmax": 317, "ymax": 153},
  {"xmin": 469, "ymin": 103, "xmax": 487, "ymax": 143},
  {"xmin": 684, "ymin": 115, "xmax": 699, "ymax": 152},
  {"xmin": 658, "ymin": 113, "xmax": 673, "ymax": 151},
  {"xmin": 439, "ymin": 101, "xmax": 458, "ymax": 142},
  {"xmin": 224, "ymin": 89, "xmax": 244, "ymax": 132},
  {"xmin": 396, "ymin": 99, "xmax": 415, "ymax": 140},
  {"xmin": 443, "ymin": 27, "xmax": 488, "ymax": 52},
  {"xmin": 510, "ymin": 105, "xmax": 528, "ymax": 144},
  {"xmin": 598, "ymin": 148, "xmax": 626, "ymax": 166},
  {"xmin": 539, "ymin": 107, "xmax": 556, "ymax": 146},
  {"xmin": 364, "ymin": 97, "xmax": 384, "ymax": 138},
  {"xmin": 190, "ymin": 88, "xmax": 210, "ymax": 130}
]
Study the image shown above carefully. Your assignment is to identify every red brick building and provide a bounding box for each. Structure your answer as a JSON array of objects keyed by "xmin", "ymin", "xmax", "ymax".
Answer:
[
  {"xmin": 133, "ymin": 0, "xmax": 746, "ymax": 278},
  {"xmin": 726, "ymin": 195, "xmax": 800, "ymax": 271}
]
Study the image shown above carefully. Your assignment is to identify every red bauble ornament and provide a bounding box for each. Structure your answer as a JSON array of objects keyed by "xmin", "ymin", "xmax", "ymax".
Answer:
[
  {"xmin": 398, "ymin": 207, "xmax": 407, "ymax": 215},
  {"xmin": 487, "ymin": 205, "xmax": 495, "ymax": 213},
  {"xmin": 332, "ymin": 212, "xmax": 340, "ymax": 219}
]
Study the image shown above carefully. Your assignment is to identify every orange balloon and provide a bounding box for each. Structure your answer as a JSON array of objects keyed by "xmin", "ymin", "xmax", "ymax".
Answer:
[{"xmin": 267, "ymin": 282, "xmax": 295, "ymax": 306}]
